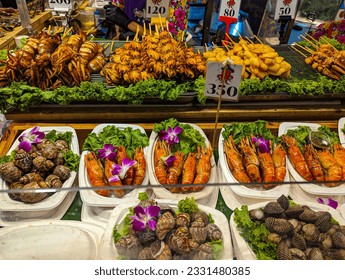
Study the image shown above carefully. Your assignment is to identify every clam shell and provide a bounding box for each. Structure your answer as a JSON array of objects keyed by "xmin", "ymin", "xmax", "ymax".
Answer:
[
  {"xmin": 332, "ymin": 231, "xmax": 345, "ymax": 249},
  {"xmin": 276, "ymin": 241, "xmax": 292, "ymax": 260},
  {"xmin": 266, "ymin": 233, "xmax": 283, "ymax": 244},
  {"xmin": 263, "ymin": 201, "xmax": 285, "ymax": 217},
  {"xmin": 315, "ymin": 211, "xmax": 332, "ymax": 233},
  {"xmin": 302, "ymin": 224, "xmax": 320, "ymax": 244},
  {"xmin": 299, "ymin": 209, "xmax": 317, "ymax": 223},
  {"xmin": 277, "ymin": 195, "xmax": 290, "ymax": 210},
  {"xmin": 265, "ymin": 217, "xmax": 294, "ymax": 235},
  {"xmin": 291, "ymin": 232, "xmax": 306, "ymax": 251},
  {"xmin": 323, "ymin": 249, "xmax": 345, "ymax": 260},
  {"xmin": 289, "ymin": 248, "xmax": 306, "ymax": 260},
  {"xmin": 284, "ymin": 205, "xmax": 305, "ymax": 219},
  {"xmin": 288, "ymin": 218, "xmax": 302, "ymax": 233},
  {"xmin": 320, "ymin": 233, "xmax": 333, "ymax": 250},
  {"xmin": 308, "ymin": 248, "xmax": 324, "ymax": 260}
]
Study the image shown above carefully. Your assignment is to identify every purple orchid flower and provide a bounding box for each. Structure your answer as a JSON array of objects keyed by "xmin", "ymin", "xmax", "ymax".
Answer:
[
  {"xmin": 158, "ymin": 126, "xmax": 183, "ymax": 146},
  {"xmin": 97, "ymin": 144, "xmax": 117, "ymax": 161},
  {"xmin": 161, "ymin": 154, "xmax": 176, "ymax": 168},
  {"xmin": 130, "ymin": 205, "xmax": 160, "ymax": 231},
  {"xmin": 18, "ymin": 126, "xmax": 45, "ymax": 152},
  {"xmin": 316, "ymin": 197, "xmax": 338, "ymax": 209},
  {"xmin": 109, "ymin": 158, "xmax": 137, "ymax": 182},
  {"xmin": 252, "ymin": 136, "xmax": 270, "ymax": 153}
]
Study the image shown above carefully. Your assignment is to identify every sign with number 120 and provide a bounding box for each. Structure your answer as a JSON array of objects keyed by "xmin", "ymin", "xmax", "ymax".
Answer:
[
  {"xmin": 219, "ymin": 0, "xmax": 241, "ymax": 19},
  {"xmin": 145, "ymin": 0, "xmax": 169, "ymax": 18},
  {"xmin": 274, "ymin": 0, "xmax": 298, "ymax": 20},
  {"xmin": 204, "ymin": 61, "xmax": 241, "ymax": 102}
]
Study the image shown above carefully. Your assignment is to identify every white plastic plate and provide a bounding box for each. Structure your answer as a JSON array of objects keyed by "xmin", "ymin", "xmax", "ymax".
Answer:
[
  {"xmin": 0, "ymin": 126, "xmax": 78, "ymax": 211},
  {"xmin": 0, "ymin": 220, "xmax": 104, "ymax": 260},
  {"xmin": 98, "ymin": 199, "xmax": 233, "ymax": 260},
  {"xmin": 147, "ymin": 123, "xmax": 217, "ymax": 201},
  {"xmin": 279, "ymin": 122, "xmax": 345, "ymax": 195},
  {"xmin": 218, "ymin": 127, "xmax": 290, "ymax": 200},
  {"xmin": 230, "ymin": 201, "xmax": 345, "ymax": 260},
  {"xmin": 79, "ymin": 124, "xmax": 149, "ymax": 207}
]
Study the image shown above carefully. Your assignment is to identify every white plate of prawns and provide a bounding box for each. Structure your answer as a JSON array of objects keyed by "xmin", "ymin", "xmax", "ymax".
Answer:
[
  {"xmin": 79, "ymin": 124, "xmax": 149, "ymax": 207},
  {"xmin": 218, "ymin": 127, "xmax": 290, "ymax": 200},
  {"xmin": 279, "ymin": 122, "xmax": 345, "ymax": 196},
  {"xmin": 147, "ymin": 123, "xmax": 217, "ymax": 202}
]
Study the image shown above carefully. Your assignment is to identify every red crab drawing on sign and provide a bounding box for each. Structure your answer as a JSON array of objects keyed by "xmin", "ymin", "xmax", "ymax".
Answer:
[
  {"xmin": 283, "ymin": 0, "xmax": 292, "ymax": 6},
  {"xmin": 227, "ymin": 0, "xmax": 235, "ymax": 8},
  {"xmin": 152, "ymin": 0, "xmax": 162, "ymax": 5},
  {"xmin": 217, "ymin": 64, "xmax": 235, "ymax": 85}
]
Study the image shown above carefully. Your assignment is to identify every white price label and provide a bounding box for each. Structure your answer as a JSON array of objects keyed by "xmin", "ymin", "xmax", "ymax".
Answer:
[
  {"xmin": 48, "ymin": 0, "xmax": 74, "ymax": 11},
  {"xmin": 274, "ymin": 0, "xmax": 298, "ymax": 20},
  {"xmin": 219, "ymin": 0, "xmax": 241, "ymax": 19},
  {"xmin": 204, "ymin": 61, "xmax": 241, "ymax": 102},
  {"xmin": 145, "ymin": 0, "xmax": 169, "ymax": 19}
]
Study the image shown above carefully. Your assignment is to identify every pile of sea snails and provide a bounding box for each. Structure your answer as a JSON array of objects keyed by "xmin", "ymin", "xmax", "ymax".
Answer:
[
  {"xmin": 0, "ymin": 138, "xmax": 71, "ymax": 203},
  {"xmin": 249, "ymin": 195, "xmax": 345, "ymax": 260},
  {"xmin": 115, "ymin": 199, "xmax": 223, "ymax": 260}
]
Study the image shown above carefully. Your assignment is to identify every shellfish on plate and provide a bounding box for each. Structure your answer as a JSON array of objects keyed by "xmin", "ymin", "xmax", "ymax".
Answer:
[
  {"xmin": 230, "ymin": 198, "xmax": 345, "ymax": 260},
  {"xmin": 0, "ymin": 126, "xmax": 78, "ymax": 211},
  {"xmin": 98, "ymin": 199, "xmax": 233, "ymax": 260}
]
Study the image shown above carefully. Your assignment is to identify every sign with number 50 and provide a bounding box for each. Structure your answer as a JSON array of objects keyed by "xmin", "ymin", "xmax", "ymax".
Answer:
[{"xmin": 274, "ymin": 0, "xmax": 298, "ymax": 20}]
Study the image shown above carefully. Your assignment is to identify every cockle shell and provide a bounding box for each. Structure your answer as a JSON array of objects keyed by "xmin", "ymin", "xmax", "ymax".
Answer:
[
  {"xmin": 320, "ymin": 233, "xmax": 333, "ymax": 250},
  {"xmin": 20, "ymin": 181, "xmax": 47, "ymax": 203},
  {"xmin": 299, "ymin": 209, "xmax": 317, "ymax": 223},
  {"xmin": 332, "ymin": 232, "xmax": 345, "ymax": 249},
  {"xmin": 277, "ymin": 194, "xmax": 290, "ymax": 210},
  {"xmin": 0, "ymin": 162, "xmax": 22, "ymax": 183},
  {"xmin": 115, "ymin": 235, "xmax": 142, "ymax": 259},
  {"xmin": 206, "ymin": 223, "xmax": 222, "ymax": 241},
  {"xmin": 14, "ymin": 149, "xmax": 32, "ymax": 173},
  {"xmin": 45, "ymin": 174, "xmax": 63, "ymax": 188},
  {"xmin": 302, "ymin": 224, "xmax": 320, "ymax": 244},
  {"xmin": 175, "ymin": 212, "xmax": 190, "ymax": 227},
  {"xmin": 284, "ymin": 205, "xmax": 305, "ymax": 219},
  {"xmin": 266, "ymin": 233, "xmax": 283, "ymax": 244},
  {"xmin": 249, "ymin": 208, "xmax": 265, "ymax": 221},
  {"xmin": 323, "ymin": 249, "xmax": 345, "ymax": 260},
  {"xmin": 263, "ymin": 202, "xmax": 285, "ymax": 217},
  {"xmin": 53, "ymin": 165, "xmax": 71, "ymax": 181},
  {"xmin": 291, "ymin": 232, "xmax": 307, "ymax": 251},
  {"xmin": 288, "ymin": 218, "xmax": 302, "ymax": 233},
  {"xmin": 276, "ymin": 241, "xmax": 292, "ymax": 260},
  {"xmin": 265, "ymin": 217, "xmax": 294, "ymax": 235},
  {"xmin": 315, "ymin": 211, "xmax": 332, "ymax": 233},
  {"xmin": 156, "ymin": 211, "xmax": 175, "ymax": 240},
  {"xmin": 308, "ymin": 248, "xmax": 324, "ymax": 260},
  {"xmin": 289, "ymin": 248, "xmax": 306, "ymax": 260}
]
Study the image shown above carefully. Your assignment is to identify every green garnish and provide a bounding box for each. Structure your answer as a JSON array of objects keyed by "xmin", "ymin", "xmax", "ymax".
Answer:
[
  {"xmin": 138, "ymin": 192, "xmax": 149, "ymax": 201},
  {"xmin": 177, "ymin": 197, "xmax": 199, "ymax": 214},
  {"xmin": 209, "ymin": 240, "xmax": 223, "ymax": 260},
  {"xmin": 222, "ymin": 120, "xmax": 276, "ymax": 145},
  {"xmin": 83, "ymin": 125, "xmax": 149, "ymax": 158},
  {"xmin": 208, "ymin": 213, "xmax": 214, "ymax": 223},
  {"xmin": 233, "ymin": 205, "xmax": 276, "ymax": 260},
  {"xmin": 45, "ymin": 130, "xmax": 73, "ymax": 146},
  {"xmin": 0, "ymin": 150, "xmax": 17, "ymax": 164},
  {"xmin": 153, "ymin": 118, "xmax": 205, "ymax": 154},
  {"xmin": 318, "ymin": 126, "xmax": 339, "ymax": 145},
  {"xmin": 112, "ymin": 207, "xmax": 134, "ymax": 243},
  {"xmin": 63, "ymin": 150, "xmax": 80, "ymax": 172}
]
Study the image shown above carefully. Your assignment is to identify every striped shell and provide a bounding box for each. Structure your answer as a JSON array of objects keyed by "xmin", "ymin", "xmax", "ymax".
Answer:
[
  {"xmin": 167, "ymin": 230, "xmax": 191, "ymax": 255},
  {"xmin": 54, "ymin": 140, "xmax": 69, "ymax": 152},
  {"xmin": 8, "ymin": 182, "xmax": 24, "ymax": 201},
  {"xmin": 156, "ymin": 211, "xmax": 175, "ymax": 240},
  {"xmin": 13, "ymin": 149, "xmax": 32, "ymax": 173},
  {"xmin": 191, "ymin": 211, "xmax": 209, "ymax": 225},
  {"xmin": 19, "ymin": 172, "xmax": 44, "ymax": 184},
  {"xmin": 263, "ymin": 201, "xmax": 285, "ymax": 217},
  {"xmin": 0, "ymin": 162, "xmax": 22, "ymax": 183},
  {"xmin": 189, "ymin": 226, "xmax": 207, "ymax": 244},
  {"xmin": 115, "ymin": 235, "xmax": 142, "ymax": 259},
  {"xmin": 315, "ymin": 211, "xmax": 332, "ymax": 233},
  {"xmin": 284, "ymin": 205, "xmax": 305, "ymax": 219},
  {"xmin": 276, "ymin": 242, "xmax": 292, "ymax": 260},
  {"xmin": 138, "ymin": 247, "xmax": 154, "ymax": 260},
  {"xmin": 206, "ymin": 223, "xmax": 222, "ymax": 241},
  {"xmin": 175, "ymin": 212, "xmax": 190, "ymax": 227},
  {"xmin": 277, "ymin": 195, "xmax": 289, "ymax": 210},
  {"xmin": 151, "ymin": 240, "xmax": 172, "ymax": 260},
  {"xmin": 20, "ymin": 182, "xmax": 47, "ymax": 203},
  {"xmin": 291, "ymin": 232, "xmax": 307, "ymax": 251},
  {"xmin": 192, "ymin": 243, "xmax": 213, "ymax": 260},
  {"xmin": 45, "ymin": 174, "xmax": 63, "ymax": 188},
  {"xmin": 332, "ymin": 232, "xmax": 345, "ymax": 249},
  {"xmin": 53, "ymin": 165, "xmax": 71, "ymax": 181},
  {"xmin": 265, "ymin": 217, "xmax": 294, "ymax": 235},
  {"xmin": 308, "ymin": 248, "xmax": 324, "ymax": 260},
  {"xmin": 299, "ymin": 209, "xmax": 317, "ymax": 223}
]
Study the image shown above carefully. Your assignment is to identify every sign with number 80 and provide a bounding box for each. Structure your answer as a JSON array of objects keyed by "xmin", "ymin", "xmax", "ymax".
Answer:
[{"xmin": 219, "ymin": 0, "xmax": 241, "ymax": 20}]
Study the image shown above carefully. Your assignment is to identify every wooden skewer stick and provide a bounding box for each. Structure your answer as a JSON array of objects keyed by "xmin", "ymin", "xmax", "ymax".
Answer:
[
  {"xmin": 290, "ymin": 45, "xmax": 307, "ymax": 58},
  {"xmin": 221, "ymin": 39, "xmax": 233, "ymax": 47},
  {"xmin": 86, "ymin": 27, "xmax": 95, "ymax": 35},
  {"xmin": 180, "ymin": 30, "xmax": 185, "ymax": 42},
  {"xmin": 134, "ymin": 25, "xmax": 139, "ymax": 41},
  {"xmin": 204, "ymin": 43, "xmax": 209, "ymax": 52},
  {"xmin": 53, "ymin": 27, "xmax": 64, "ymax": 35},
  {"xmin": 143, "ymin": 22, "xmax": 146, "ymax": 37},
  {"xmin": 103, "ymin": 43, "xmax": 110, "ymax": 51},
  {"xmin": 89, "ymin": 35, "xmax": 95, "ymax": 41},
  {"xmin": 305, "ymin": 33, "xmax": 320, "ymax": 45},
  {"xmin": 300, "ymin": 35, "xmax": 319, "ymax": 49},
  {"xmin": 253, "ymin": 35, "xmax": 263, "ymax": 44},
  {"xmin": 47, "ymin": 25, "xmax": 51, "ymax": 35},
  {"xmin": 110, "ymin": 41, "xmax": 115, "ymax": 54},
  {"xmin": 166, "ymin": 21, "xmax": 173, "ymax": 38},
  {"xmin": 158, "ymin": 13, "xmax": 164, "ymax": 31},
  {"xmin": 225, "ymin": 33, "xmax": 236, "ymax": 44},
  {"xmin": 318, "ymin": 36, "xmax": 338, "ymax": 51},
  {"xmin": 295, "ymin": 42, "xmax": 314, "ymax": 54},
  {"xmin": 126, "ymin": 36, "xmax": 129, "ymax": 42},
  {"xmin": 246, "ymin": 36, "xmax": 254, "ymax": 44},
  {"xmin": 149, "ymin": 23, "xmax": 152, "ymax": 36},
  {"xmin": 62, "ymin": 27, "xmax": 73, "ymax": 39}
]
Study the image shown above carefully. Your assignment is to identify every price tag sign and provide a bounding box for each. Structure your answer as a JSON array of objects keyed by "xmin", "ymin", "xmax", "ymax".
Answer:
[
  {"xmin": 274, "ymin": 0, "xmax": 298, "ymax": 20},
  {"xmin": 204, "ymin": 61, "xmax": 242, "ymax": 102},
  {"xmin": 219, "ymin": 0, "xmax": 241, "ymax": 20},
  {"xmin": 48, "ymin": 0, "xmax": 74, "ymax": 11},
  {"xmin": 145, "ymin": 0, "xmax": 169, "ymax": 19}
]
